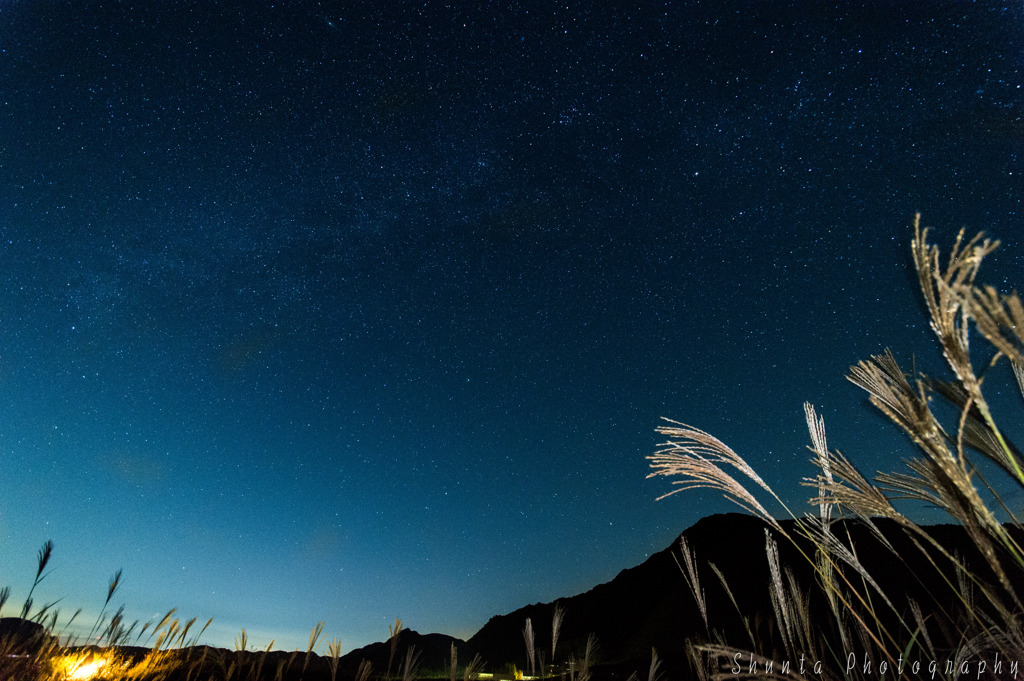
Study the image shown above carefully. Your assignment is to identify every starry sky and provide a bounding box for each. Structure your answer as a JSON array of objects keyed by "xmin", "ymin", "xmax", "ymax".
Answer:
[{"xmin": 0, "ymin": 0, "xmax": 1021, "ymax": 654}]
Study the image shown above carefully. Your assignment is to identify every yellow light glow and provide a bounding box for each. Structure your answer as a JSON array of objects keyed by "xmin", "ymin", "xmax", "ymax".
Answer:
[
  {"xmin": 52, "ymin": 652, "xmax": 118, "ymax": 681},
  {"xmin": 68, "ymin": 658, "xmax": 106, "ymax": 680}
]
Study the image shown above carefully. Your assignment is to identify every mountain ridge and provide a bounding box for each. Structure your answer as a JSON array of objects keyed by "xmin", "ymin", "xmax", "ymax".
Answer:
[{"xmin": 23, "ymin": 512, "xmax": 1012, "ymax": 680}]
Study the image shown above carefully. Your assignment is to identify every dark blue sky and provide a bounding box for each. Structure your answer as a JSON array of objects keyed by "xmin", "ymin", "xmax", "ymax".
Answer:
[{"xmin": 1, "ymin": 1, "xmax": 1021, "ymax": 652}]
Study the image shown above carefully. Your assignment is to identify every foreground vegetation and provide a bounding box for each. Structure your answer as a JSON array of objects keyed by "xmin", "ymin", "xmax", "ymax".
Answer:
[
  {"xmin": 0, "ymin": 595, "xmax": 467, "ymax": 681},
  {"xmin": 648, "ymin": 216, "xmax": 1024, "ymax": 679}
]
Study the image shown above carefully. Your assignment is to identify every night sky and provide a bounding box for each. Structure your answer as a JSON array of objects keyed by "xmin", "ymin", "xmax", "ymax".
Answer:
[{"xmin": 1, "ymin": 1, "xmax": 1021, "ymax": 654}]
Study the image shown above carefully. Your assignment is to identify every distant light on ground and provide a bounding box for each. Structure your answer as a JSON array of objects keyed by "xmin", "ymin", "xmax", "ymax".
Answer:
[{"xmin": 52, "ymin": 652, "xmax": 117, "ymax": 680}]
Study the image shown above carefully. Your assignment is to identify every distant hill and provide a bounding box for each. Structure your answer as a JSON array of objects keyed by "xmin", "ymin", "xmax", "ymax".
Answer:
[
  {"xmin": 467, "ymin": 513, "xmax": 761, "ymax": 676},
  {"xmin": 337, "ymin": 628, "xmax": 480, "ymax": 675}
]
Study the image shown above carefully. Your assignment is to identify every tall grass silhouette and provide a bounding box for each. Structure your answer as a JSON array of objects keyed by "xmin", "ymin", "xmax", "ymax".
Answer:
[
  {"xmin": 649, "ymin": 216, "xmax": 1024, "ymax": 680},
  {"xmin": 0, "ymin": 546, "xmax": 389, "ymax": 681}
]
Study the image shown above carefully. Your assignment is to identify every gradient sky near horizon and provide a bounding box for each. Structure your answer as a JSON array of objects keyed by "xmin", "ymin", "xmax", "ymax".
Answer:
[{"xmin": 0, "ymin": 0, "xmax": 1021, "ymax": 654}]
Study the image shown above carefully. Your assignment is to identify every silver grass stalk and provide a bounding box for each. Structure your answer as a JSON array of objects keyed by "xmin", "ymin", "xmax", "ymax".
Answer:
[
  {"xmin": 387, "ymin": 618, "xmax": 404, "ymax": 681},
  {"xmin": 708, "ymin": 562, "xmax": 755, "ymax": 646},
  {"xmin": 676, "ymin": 535, "xmax": 708, "ymax": 630},
  {"xmin": 355, "ymin": 658, "xmax": 374, "ymax": 681},
  {"xmin": 647, "ymin": 648, "xmax": 663, "ymax": 681},
  {"xmin": 647, "ymin": 421, "xmax": 785, "ymax": 533},
  {"xmin": 328, "ymin": 638, "xmax": 343, "ymax": 681},
  {"xmin": 402, "ymin": 644, "xmax": 421, "ymax": 681},
  {"xmin": 522, "ymin": 618, "xmax": 536, "ymax": 677},
  {"xmin": 463, "ymin": 653, "xmax": 485, "ymax": 681},
  {"xmin": 765, "ymin": 531, "xmax": 796, "ymax": 657},
  {"xmin": 551, "ymin": 603, "xmax": 565, "ymax": 663}
]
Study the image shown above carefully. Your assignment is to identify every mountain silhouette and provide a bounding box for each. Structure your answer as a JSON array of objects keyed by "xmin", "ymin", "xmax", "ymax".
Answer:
[{"xmin": 462, "ymin": 512, "xmax": 1021, "ymax": 678}]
